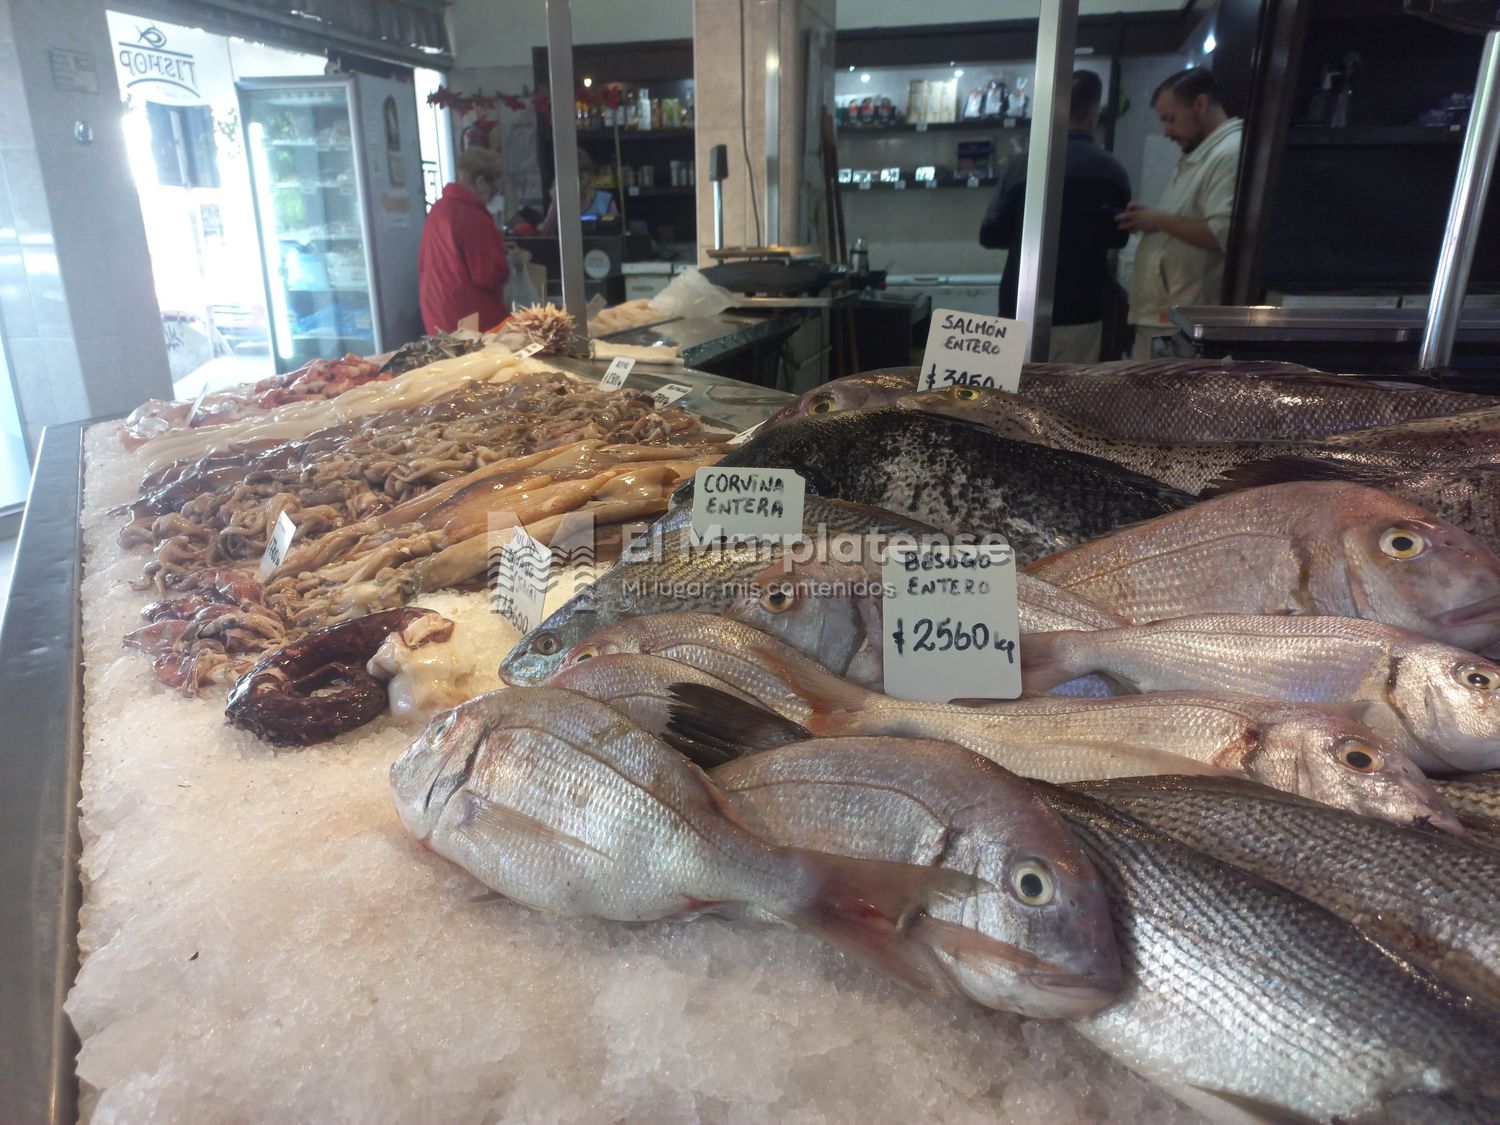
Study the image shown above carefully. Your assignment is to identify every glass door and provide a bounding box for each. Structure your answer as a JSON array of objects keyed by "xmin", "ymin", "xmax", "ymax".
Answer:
[{"xmin": 239, "ymin": 79, "xmax": 377, "ymax": 371}]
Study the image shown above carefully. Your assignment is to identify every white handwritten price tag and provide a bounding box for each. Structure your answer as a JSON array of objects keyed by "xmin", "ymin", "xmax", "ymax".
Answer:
[
  {"xmin": 690, "ymin": 467, "xmax": 805, "ymax": 541},
  {"xmin": 259, "ymin": 512, "xmax": 298, "ymax": 578},
  {"xmin": 882, "ymin": 541, "xmax": 1021, "ymax": 702},
  {"xmin": 514, "ymin": 341, "xmax": 545, "ymax": 359},
  {"xmin": 727, "ymin": 421, "xmax": 763, "ymax": 446},
  {"xmin": 601, "ymin": 356, "xmax": 635, "ymax": 390},
  {"xmin": 490, "ymin": 523, "xmax": 550, "ymax": 634},
  {"xmin": 652, "ymin": 383, "xmax": 691, "ymax": 409},
  {"xmin": 919, "ymin": 308, "xmax": 1029, "ymax": 394}
]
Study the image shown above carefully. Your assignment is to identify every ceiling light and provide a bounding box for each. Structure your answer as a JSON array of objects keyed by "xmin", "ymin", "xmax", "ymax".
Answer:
[
  {"xmin": 860, "ymin": 73, "xmax": 871, "ymax": 83},
  {"xmin": 582, "ymin": 76, "xmax": 592, "ymax": 87}
]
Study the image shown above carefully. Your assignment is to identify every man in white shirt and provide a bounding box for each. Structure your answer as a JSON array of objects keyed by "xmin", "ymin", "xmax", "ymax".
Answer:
[{"xmin": 1117, "ymin": 67, "xmax": 1243, "ymax": 359}]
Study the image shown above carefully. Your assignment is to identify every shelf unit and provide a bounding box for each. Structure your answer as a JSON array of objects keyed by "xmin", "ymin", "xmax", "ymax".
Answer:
[
  {"xmin": 839, "ymin": 118, "xmax": 1030, "ymax": 134},
  {"xmin": 840, "ymin": 177, "xmax": 998, "ymax": 192}
]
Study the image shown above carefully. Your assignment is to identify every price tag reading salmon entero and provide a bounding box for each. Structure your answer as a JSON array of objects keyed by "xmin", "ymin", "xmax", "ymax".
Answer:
[
  {"xmin": 919, "ymin": 309, "xmax": 1029, "ymax": 394},
  {"xmin": 259, "ymin": 511, "xmax": 298, "ymax": 578},
  {"xmin": 881, "ymin": 541, "xmax": 1022, "ymax": 702},
  {"xmin": 600, "ymin": 356, "xmax": 635, "ymax": 390},
  {"xmin": 690, "ymin": 467, "xmax": 806, "ymax": 541}
]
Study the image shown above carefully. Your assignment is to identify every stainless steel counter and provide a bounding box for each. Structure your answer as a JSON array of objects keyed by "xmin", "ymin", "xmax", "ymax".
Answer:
[
  {"xmin": 0, "ymin": 421, "xmax": 86, "ymax": 1124},
  {"xmin": 0, "ymin": 367, "xmax": 793, "ymax": 1124},
  {"xmin": 600, "ymin": 309, "xmax": 817, "ymax": 370}
]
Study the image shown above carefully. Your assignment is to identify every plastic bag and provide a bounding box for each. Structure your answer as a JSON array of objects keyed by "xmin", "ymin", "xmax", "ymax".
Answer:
[
  {"xmin": 648, "ymin": 268, "xmax": 738, "ymax": 320},
  {"xmin": 505, "ymin": 243, "xmax": 543, "ymax": 311}
]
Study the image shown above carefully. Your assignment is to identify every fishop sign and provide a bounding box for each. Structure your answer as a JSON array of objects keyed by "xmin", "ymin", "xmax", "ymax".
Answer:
[{"xmin": 116, "ymin": 23, "xmax": 200, "ymax": 100}]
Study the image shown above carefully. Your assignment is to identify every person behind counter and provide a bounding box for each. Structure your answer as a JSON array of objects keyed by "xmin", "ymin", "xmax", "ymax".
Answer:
[
  {"xmin": 539, "ymin": 150, "xmax": 620, "ymax": 235},
  {"xmin": 978, "ymin": 70, "xmax": 1131, "ymax": 363},
  {"xmin": 418, "ymin": 146, "xmax": 510, "ymax": 334},
  {"xmin": 1116, "ymin": 66, "xmax": 1243, "ymax": 359}
]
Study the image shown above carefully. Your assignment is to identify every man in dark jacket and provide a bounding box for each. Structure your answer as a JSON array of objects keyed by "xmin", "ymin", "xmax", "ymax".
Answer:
[
  {"xmin": 418, "ymin": 146, "xmax": 510, "ymax": 334},
  {"xmin": 979, "ymin": 70, "xmax": 1131, "ymax": 362}
]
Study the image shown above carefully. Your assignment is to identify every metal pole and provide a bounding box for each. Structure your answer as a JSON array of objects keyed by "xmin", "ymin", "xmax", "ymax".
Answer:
[
  {"xmin": 1014, "ymin": 0, "xmax": 1079, "ymax": 360},
  {"xmin": 764, "ymin": 1, "xmax": 781, "ymax": 246},
  {"xmin": 1419, "ymin": 29, "xmax": 1500, "ymax": 371},
  {"xmin": 714, "ymin": 181, "xmax": 725, "ymax": 249},
  {"xmin": 545, "ymin": 0, "xmax": 588, "ymax": 335}
]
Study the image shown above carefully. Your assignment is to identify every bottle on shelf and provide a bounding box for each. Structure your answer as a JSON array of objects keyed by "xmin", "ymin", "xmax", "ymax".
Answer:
[
  {"xmin": 639, "ymin": 88, "xmax": 652, "ymax": 131},
  {"xmin": 851, "ymin": 236, "xmax": 869, "ymax": 275}
]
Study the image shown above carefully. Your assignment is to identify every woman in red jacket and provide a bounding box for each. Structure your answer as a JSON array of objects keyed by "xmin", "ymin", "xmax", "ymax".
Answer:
[{"xmin": 418, "ymin": 147, "xmax": 510, "ymax": 333}]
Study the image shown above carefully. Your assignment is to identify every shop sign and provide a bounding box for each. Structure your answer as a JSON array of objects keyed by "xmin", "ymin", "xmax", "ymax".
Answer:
[{"xmin": 116, "ymin": 23, "xmax": 201, "ymax": 103}]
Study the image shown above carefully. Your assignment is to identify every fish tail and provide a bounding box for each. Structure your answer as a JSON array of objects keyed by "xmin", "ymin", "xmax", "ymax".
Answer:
[
  {"xmin": 1018, "ymin": 631, "xmax": 1090, "ymax": 694},
  {"xmin": 663, "ymin": 682, "xmax": 812, "ymax": 766},
  {"xmin": 784, "ymin": 852, "xmax": 985, "ymax": 994}
]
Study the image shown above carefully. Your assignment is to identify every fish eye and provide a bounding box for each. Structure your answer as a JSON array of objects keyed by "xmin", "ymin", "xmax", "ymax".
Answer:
[
  {"xmin": 1010, "ymin": 860, "xmax": 1055, "ymax": 906},
  {"xmin": 809, "ymin": 394, "xmax": 835, "ymax": 414},
  {"xmin": 1457, "ymin": 663, "xmax": 1499, "ymax": 690},
  {"xmin": 533, "ymin": 632, "xmax": 559, "ymax": 656},
  {"xmin": 573, "ymin": 644, "xmax": 599, "ymax": 663},
  {"xmin": 1339, "ymin": 742, "xmax": 1381, "ymax": 772},
  {"xmin": 761, "ymin": 584, "xmax": 795, "ymax": 613},
  {"xmin": 954, "ymin": 387, "xmax": 980, "ymax": 401},
  {"xmin": 1379, "ymin": 528, "xmax": 1426, "ymax": 560}
]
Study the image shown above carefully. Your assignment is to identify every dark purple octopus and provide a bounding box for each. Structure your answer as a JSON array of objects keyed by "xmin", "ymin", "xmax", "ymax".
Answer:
[{"xmin": 225, "ymin": 607, "xmax": 453, "ymax": 747}]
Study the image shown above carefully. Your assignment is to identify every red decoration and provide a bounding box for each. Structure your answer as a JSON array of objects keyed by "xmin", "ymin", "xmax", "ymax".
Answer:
[{"xmin": 427, "ymin": 85, "xmax": 549, "ymax": 117}]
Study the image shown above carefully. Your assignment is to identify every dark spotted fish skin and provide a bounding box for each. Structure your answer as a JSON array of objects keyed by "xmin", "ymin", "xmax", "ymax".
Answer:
[
  {"xmin": 1018, "ymin": 364, "xmax": 1488, "ymax": 442},
  {"xmin": 706, "ymin": 409, "xmax": 1196, "ymax": 563}
]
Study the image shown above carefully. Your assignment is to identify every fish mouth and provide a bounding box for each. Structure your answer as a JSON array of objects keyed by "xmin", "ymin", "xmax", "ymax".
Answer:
[
  {"xmin": 1412, "ymin": 806, "xmax": 1465, "ymax": 837},
  {"xmin": 1024, "ymin": 969, "xmax": 1123, "ymax": 1016},
  {"xmin": 1437, "ymin": 592, "xmax": 1500, "ymax": 628}
]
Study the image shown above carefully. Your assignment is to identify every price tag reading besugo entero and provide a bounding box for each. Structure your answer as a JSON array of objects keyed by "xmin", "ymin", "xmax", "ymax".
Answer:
[
  {"xmin": 651, "ymin": 383, "xmax": 691, "ymax": 409},
  {"xmin": 690, "ymin": 467, "xmax": 805, "ymax": 541},
  {"xmin": 919, "ymin": 308, "xmax": 1029, "ymax": 394},
  {"xmin": 259, "ymin": 512, "xmax": 298, "ymax": 578},
  {"xmin": 600, "ymin": 356, "xmax": 635, "ymax": 390},
  {"xmin": 881, "ymin": 541, "xmax": 1021, "ymax": 702},
  {"xmin": 490, "ymin": 523, "xmax": 551, "ymax": 634}
]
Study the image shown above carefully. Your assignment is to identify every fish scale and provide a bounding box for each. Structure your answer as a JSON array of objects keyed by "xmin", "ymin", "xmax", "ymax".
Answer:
[
  {"xmin": 1073, "ymin": 776, "xmax": 1500, "ymax": 1010},
  {"xmin": 705, "ymin": 410, "xmax": 1195, "ymax": 562},
  {"xmin": 1045, "ymin": 786, "xmax": 1500, "ymax": 1123}
]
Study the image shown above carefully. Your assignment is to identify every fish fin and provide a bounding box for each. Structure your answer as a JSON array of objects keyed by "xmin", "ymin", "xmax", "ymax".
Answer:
[
  {"xmin": 745, "ymin": 639, "xmax": 874, "ymax": 714},
  {"xmin": 662, "ymin": 682, "xmax": 813, "ymax": 766},
  {"xmin": 454, "ymin": 792, "xmax": 612, "ymax": 861},
  {"xmin": 1200, "ymin": 456, "xmax": 1381, "ymax": 498},
  {"xmin": 1183, "ymin": 1084, "xmax": 1317, "ymax": 1125},
  {"xmin": 1017, "ymin": 631, "xmax": 1091, "ymax": 694},
  {"xmin": 787, "ymin": 853, "xmax": 985, "ymax": 995},
  {"xmin": 470, "ymin": 891, "xmax": 507, "ymax": 904}
]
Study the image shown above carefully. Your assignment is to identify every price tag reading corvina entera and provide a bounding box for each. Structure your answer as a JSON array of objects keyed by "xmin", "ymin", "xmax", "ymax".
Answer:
[
  {"xmin": 690, "ymin": 467, "xmax": 805, "ymax": 541},
  {"xmin": 601, "ymin": 356, "xmax": 635, "ymax": 390},
  {"xmin": 652, "ymin": 383, "xmax": 691, "ymax": 409},
  {"xmin": 919, "ymin": 308, "xmax": 1029, "ymax": 394},
  {"xmin": 881, "ymin": 540, "xmax": 1021, "ymax": 702},
  {"xmin": 490, "ymin": 523, "xmax": 551, "ymax": 634},
  {"xmin": 259, "ymin": 511, "xmax": 298, "ymax": 578},
  {"xmin": 514, "ymin": 341, "xmax": 545, "ymax": 359}
]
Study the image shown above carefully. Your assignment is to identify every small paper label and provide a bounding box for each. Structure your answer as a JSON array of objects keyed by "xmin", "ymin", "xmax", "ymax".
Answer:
[
  {"xmin": 490, "ymin": 524, "xmax": 550, "ymax": 634},
  {"xmin": 514, "ymin": 341, "xmax": 545, "ymax": 359},
  {"xmin": 458, "ymin": 312, "xmax": 480, "ymax": 332},
  {"xmin": 259, "ymin": 512, "xmax": 298, "ymax": 577},
  {"xmin": 690, "ymin": 467, "xmax": 805, "ymax": 540},
  {"xmin": 881, "ymin": 541, "xmax": 1021, "ymax": 702},
  {"xmin": 918, "ymin": 308, "xmax": 1029, "ymax": 393},
  {"xmin": 601, "ymin": 356, "xmax": 635, "ymax": 390},
  {"xmin": 727, "ymin": 422, "xmax": 763, "ymax": 446},
  {"xmin": 966, "ymin": 175, "xmax": 981, "ymax": 188},
  {"xmin": 651, "ymin": 383, "xmax": 691, "ymax": 409}
]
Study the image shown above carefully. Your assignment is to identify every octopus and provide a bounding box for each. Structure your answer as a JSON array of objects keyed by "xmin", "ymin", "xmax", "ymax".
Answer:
[{"xmin": 224, "ymin": 608, "xmax": 454, "ymax": 746}]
